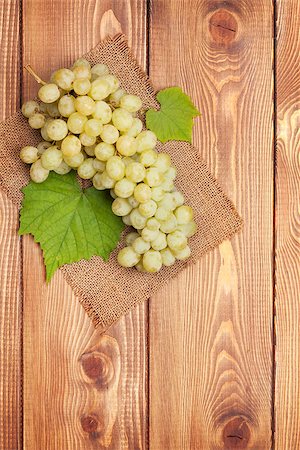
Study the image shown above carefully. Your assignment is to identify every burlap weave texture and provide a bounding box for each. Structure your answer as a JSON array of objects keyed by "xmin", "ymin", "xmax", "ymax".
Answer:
[{"xmin": 0, "ymin": 35, "xmax": 242, "ymax": 330}]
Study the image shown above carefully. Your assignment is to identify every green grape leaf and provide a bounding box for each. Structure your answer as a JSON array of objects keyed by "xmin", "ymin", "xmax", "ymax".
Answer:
[
  {"xmin": 146, "ymin": 87, "xmax": 200, "ymax": 143},
  {"xmin": 19, "ymin": 171, "xmax": 124, "ymax": 282}
]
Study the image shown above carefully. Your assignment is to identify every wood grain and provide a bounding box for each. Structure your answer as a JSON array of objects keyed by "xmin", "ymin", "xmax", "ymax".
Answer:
[
  {"xmin": 275, "ymin": 0, "xmax": 300, "ymax": 448},
  {"xmin": 22, "ymin": 2, "xmax": 148, "ymax": 448},
  {"xmin": 149, "ymin": 1, "xmax": 274, "ymax": 449},
  {"xmin": 0, "ymin": 1, "xmax": 22, "ymax": 449}
]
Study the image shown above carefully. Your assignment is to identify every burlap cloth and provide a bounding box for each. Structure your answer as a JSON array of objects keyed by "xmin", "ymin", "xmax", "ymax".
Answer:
[{"xmin": 0, "ymin": 34, "xmax": 242, "ymax": 331}]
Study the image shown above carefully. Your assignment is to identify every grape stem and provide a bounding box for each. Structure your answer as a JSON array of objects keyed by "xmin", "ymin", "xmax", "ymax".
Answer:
[{"xmin": 24, "ymin": 65, "xmax": 47, "ymax": 85}]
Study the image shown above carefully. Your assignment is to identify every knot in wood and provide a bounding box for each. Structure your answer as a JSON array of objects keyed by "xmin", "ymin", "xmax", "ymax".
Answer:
[
  {"xmin": 81, "ymin": 351, "xmax": 114, "ymax": 388},
  {"xmin": 223, "ymin": 417, "xmax": 250, "ymax": 448},
  {"xmin": 209, "ymin": 9, "xmax": 237, "ymax": 45},
  {"xmin": 80, "ymin": 414, "xmax": 100, "ymax": 433}
]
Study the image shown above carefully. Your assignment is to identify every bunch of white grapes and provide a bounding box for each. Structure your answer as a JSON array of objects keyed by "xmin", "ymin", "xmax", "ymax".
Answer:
[{"xmin": 20, "ymin": 58, "xmax": 197, "ymax": 272}]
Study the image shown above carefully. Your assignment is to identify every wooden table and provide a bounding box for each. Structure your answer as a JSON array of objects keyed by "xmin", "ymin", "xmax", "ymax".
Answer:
[{"xmin": 0, "ymin": 1, "xmax": 299, "ymax": 448}]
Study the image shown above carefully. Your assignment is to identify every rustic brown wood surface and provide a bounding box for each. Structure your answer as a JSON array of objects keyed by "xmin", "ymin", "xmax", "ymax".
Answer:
[
  {"xmin": 0, "ymin": 1, "xmax": 22, "ymax": 449},
  {"xmin": 149, "ymin": 1, "xmax": 274, "ymax": 449},
  {"xmin": 275, "ymin": 0, "xmax": 300, "ymax": 448},
  {"xmin": 0, "ymin": 0, "xmax": 299, "ymax": 449},
  {"xmin": 21, "ymin": 1, "xmax": 148, "ymax": 449}
]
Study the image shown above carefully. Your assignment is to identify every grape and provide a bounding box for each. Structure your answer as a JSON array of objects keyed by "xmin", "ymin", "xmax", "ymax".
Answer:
[
  {"xmin": 63, "ymin": 152, "xmax": 84, "ymax": 168},
  {"xmin": 120, "ymin": 94, "xmax": 142, "ymax": 113},
  {"xmin": 146, "ymin": 217, "xmax": 161, "ymax": 231},
  {"xmin": 135, "ymin": 130, "xmax": 157, "ymax": 152},
  {"xmin": 46, "ymin": 102, "xmax": 60, "ymax": 118},
  {"xmin": 54, "ymin": 160, "xmax": 71, "ymax": 175},
  {"xmin": 93, "ymin": 159, "xmax": 105, "ymax": 172},
  {"xmin": 160, "ymin": 248, "xmax": 176, "ymax": 267},
  {"xmin": 21, "ymin": 100, "xmax": 39, "ymax": 118},
  {"xmin": 173, "ymin": 245, "xmax": 191, "ymax": 260},
  {"xmin": 139, "ymin": 149, "xmax": 157, "ymax": 167},
  {"xmin": 100, "ymin": 124, "xmax": 119, "ymax": 144},
  {"xmin": 132, "ymin": 237, "xmax": 150, "ymax": 254},
  {"xmin": 77, "ymin": 158, "xmax": 96, "ymax": 179},
  {"xmin": 53, "ymin": 68, "xmax": 75, "ymax": 90},
  {"xmin": 106, "ymin": 156, "xmax": 125, "ymax": 181},
  {"xmin": 46, "ymin": 119, "xmax": 68, "ymax": 140},
  {"xmin": 72, "ymin": 65, "xmax": 91, "ymax": 80},
  {"xmin": 167, "ymin": 231, "xmax": 187, "ymax": 251},
  {"xmin": 153, "ymin": 153, "xmax": 171, "ymax": 172},
  {"xmin": 142, "ymin": 250, "xmax": 162, "ymax": 273},
  {"xmin": 85, "ymin": 144, "xmax": 96, "ymax": 157},
  {"xmin": 93, "ymin": 100, "xmax": 112, "ymax": 123},
  {"xmin": 20, "ymin": 146, "xmax": 39, "ymax": 164},
  {"xmin": 112, "ymin": 198, "xmax": 132, "ymax": 216},
  {"xmin": 122, "ymin": 156, "xmax": 135, "ymax": 167},
  {"xmin": 28, "ymin": 113, "xmax": 46, "ymax": 129},
  {"xmin": 61, "ymin": 135, "xmax": 81, "ymax": 156},
  {"xmin": 39, "ymin": 102, "xmax": 48, "ymax": 113},
  {"xmin": 73, "ymin": 78, "xmax": 91, "ymax": 95},
  {"xmin": 41, "ymin": 146, "xmax": 63, "ymax": 170},
  {"xmin": 172, "ymin": 190, "xmax": 185, "ymax": 207},
  {"xmin": 100, "ymin": 74, "xmax": 120, "ymax": 93},
  {"xmin": 129, "ymin": 208, "xmax": 147, "ymax": 229},
  {"xmin": 135, "ymin": 261, "xmax": 146, "ymax": 272},
  {"xmin": 89, "ymin": 78, "xmax": 111, "ymax": 100},
  {"xmin": 37, "ymin": 141, "xmax": 52, "ymax": 155},
  {"xmin": 174, "ymin": 205, "xmax": 194, "ymax": 224},
  {"xmin": 151, "ymin": 186, "xmax": 165, "ymax": 202},
  {"xmin": 67, "ymin": 112, "xmax": 88, "ymax": 134},
  {"xmin": 38, "ymin": 83, "xmax": 60, "ymax": 103},
  {"xmin": 58, "ymin": 95, "xmax": 76, "ymax": 117},
  {"xmin": 155, "ymin": 206, "xmax": 172, "ymax": 222},
  {"xmin": 116, "ymin": 135, "xmax": 137, "ymax": 156},
  {"xmin": 151, "ymin": 231, "xmax": 167, "ymax": 251},
  {"xmin": 122, "ymin": 214, "xmax": 132, "ymax": 226},
  {"xmin": 141, "ymin": 227, "xmax": 159, "ymax": 242},
  {"xmin": 91, "ymin": 63, "xmax": 109, "ymax": 79},
  {"xmin": 79, "ymin": 132, "xmax": 96, "ymax": 146},
  {"xmin": 72, "ymin": 58, "xmax": 91, "ymax": 69},
  {"xmin": 112, "ymin": 108, "xmax": 133, "ymax": 132},
  {"xmin": 160, "ymin": 178, "xmax": 174, "ymax": 192},
  {"xmin": 165, "ymin": 166, "xmax": 177, "ymax": 180},
  {"xmin": 138, "ymin": 199, "xmax": 157, "ymax": 218},
  {"xmin": 124, "ymin": 233, "xmax": 138, "ymax": 247},
  {"xmin": 84, "ymin": 118, "xmax": 103, "ymax": 137},
  {"xmin": 177, "ymin": 221, "xmax": 197, "ymax": 238},
  {"xmin": 99, "ymin": 171, "xmax": 115, "ymax": 189},
  {"xmin": 124, "ymin": 118, "xmax": 143, "ymax": 137},
  {"xmin": 41, "ymin": 119, "xmax": 53, "ymax": 141},
  {"xmin": 128, "ymin": 195, "xmax": 139, "ymax": 208},
  {"xmin": 117, "ymin": 246, "xmax": 140, "ymax": 268},
  {"xmin": 114, "ymin": 178, "xmax": 135, "ymax": 198},
  {"xmin": 110, "ymin": 189, "xmax": 117, "ymax": 199},
  {"xmin": 134, "ymin": 183, "xmax": 151, "ymax": 203},
  {"xmin": 125, "ymin": 161, "xmax": 146, "ymax": 183},
  {"xmin": 109, "ymin": 88, "xmax": 126, "ymax": 106},
  {"xmin": 30, "ymin": 159, "xmax": 49, "ymax": 183},
  {"xmin": 144, "ymin": 167, "xmax": 162, "ymax": 187},
  {"xmin": 159, "ymin": 193, "xmax": 177, "ymax": 210},
  {"xmin": 92, "ymin": 172, "xmax": 105, "ymax": 190},
  {"xmin": 94, "ymin": 142, "xmax": 115, "ymax": 161},
  {"xmin": 74, "ymin": 95, "xmax": 95, "ymax": 115},
  {"xmin": 160, "ymin": 213, "xmax": 177, "ymax": 233}
]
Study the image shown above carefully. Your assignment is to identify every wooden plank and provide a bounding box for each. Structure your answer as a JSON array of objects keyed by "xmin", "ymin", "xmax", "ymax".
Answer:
[
  {"xmin": 149, "ymin": 1, "xmax": 274, "ymax": 448},
  {"xmin": 0, "ymin": 1, "xmax": 22, "ymax": 448},
  {"xmin": 22, "ymin": 2, "xmax": 148, "ymax": 448},
  {"xmin": 274, "ymin": 0, "xmax": 300, "ymax": 448}
]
